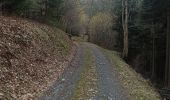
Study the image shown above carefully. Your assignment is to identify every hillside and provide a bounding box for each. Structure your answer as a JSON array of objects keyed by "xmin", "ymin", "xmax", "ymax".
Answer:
[{"xmin": 0, "ymin": 16, "xmax": 75, "ymax": 99}]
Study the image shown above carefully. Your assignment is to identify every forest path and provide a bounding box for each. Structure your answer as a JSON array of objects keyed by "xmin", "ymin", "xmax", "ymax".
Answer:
[{"xmin": 41, "ymin": 42, "xmax": 129, "ymax": 100}]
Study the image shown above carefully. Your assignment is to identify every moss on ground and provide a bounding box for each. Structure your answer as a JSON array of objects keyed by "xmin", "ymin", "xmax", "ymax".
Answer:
[
  {"xmin": 100, "ymin": 48, "xmax": 161, "ymax": 100},
  {"xmin": 71, "ymin": 48, "xmax": 98, "ymax": 100}
]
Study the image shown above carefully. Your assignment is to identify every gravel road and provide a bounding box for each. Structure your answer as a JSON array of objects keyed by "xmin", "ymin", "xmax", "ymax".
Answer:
[{"xmin": 41, "ymin": 42, "xmax": 129, "ymax": 100}]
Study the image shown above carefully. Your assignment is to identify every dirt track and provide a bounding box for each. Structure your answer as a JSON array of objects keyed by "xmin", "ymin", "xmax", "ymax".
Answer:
[{"xmin": 41, "ymin": 42, "xmax": 129, "ymax": 100}]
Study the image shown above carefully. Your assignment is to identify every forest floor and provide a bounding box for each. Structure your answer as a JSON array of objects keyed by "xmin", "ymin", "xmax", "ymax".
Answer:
[
  {"xmin": 41, "ymin": 42, "xmax": 161, "ymax": 100},
  {"xmin": 0, "ymin": 16, "xmax": 75, "ymax": 100}
]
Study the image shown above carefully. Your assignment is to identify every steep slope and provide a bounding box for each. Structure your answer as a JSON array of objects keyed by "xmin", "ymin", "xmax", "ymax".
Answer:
[{"xmin": 0, "ymin": 16, "xmax": 75, "ymax": 99}]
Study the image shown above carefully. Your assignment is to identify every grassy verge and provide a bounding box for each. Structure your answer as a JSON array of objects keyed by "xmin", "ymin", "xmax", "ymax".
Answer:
[
  {"xmin": 71, "ymin": 48, "xmax": 98, "ymax": 100},
  {"xmin": 72, "ymin": 36, "xmax": 88, "ymax": 42},
  {"xmin": 100, "ymin": 48, "xmax": 161, "ymax": 100}
]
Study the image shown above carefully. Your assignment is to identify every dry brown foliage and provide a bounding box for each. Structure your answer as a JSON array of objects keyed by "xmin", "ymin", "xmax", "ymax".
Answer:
[{"xmin": 0, "ymin": 16, "xmax": 75, "ymax": 100}]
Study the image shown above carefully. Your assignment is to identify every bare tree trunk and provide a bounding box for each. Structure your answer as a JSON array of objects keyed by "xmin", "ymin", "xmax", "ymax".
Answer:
[
  {"xmin": 40, "ymin": 0, "xmax": 48, "ymax": 16},
  {"xmin": 151, "ymin": 22, "xmax": 155, "ymax": 79},
  {"xmin": 165, "ymin": 0, "xmax": 170, "ymax": 87},
  {"xmin": 88, "ymin": 0, "xmax": 94, "ymax": 42},
  {"xmin": 122, "ymin": 0, "xmax": 125, "ymax": 31},
  {"xmin": 122, "ymin": 0, "xmax": 129, "ymax": 58},
  {"xmin": 0, "ymin": 0, "xmax": 2, "ymax": 15},
  {"xmin": 0, "ymin": 0, "xmax": 5, "ymax": 16},
  {"xmin": 42, "ymin": 0, "xmax": 48, "ymax": 16}
]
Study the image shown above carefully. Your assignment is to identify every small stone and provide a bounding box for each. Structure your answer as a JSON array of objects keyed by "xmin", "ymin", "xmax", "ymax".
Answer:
[
  {"xmin": 20, "ymin": 93, "xmax": 33, "ymax": 100},
  {"xmin": 62, "ymin": 78, "xmax": 65, "ymax": 81},
  {"xmin": 0, "ymin": 93, "xmax": 4, "ymax": 99},
  {"xmin": 0, "ymin": 93, "xmax": 4, "ymax": 96},
  {"xmin": 99, "ymin": 63, "xmax": 105, "ymax": 65}
]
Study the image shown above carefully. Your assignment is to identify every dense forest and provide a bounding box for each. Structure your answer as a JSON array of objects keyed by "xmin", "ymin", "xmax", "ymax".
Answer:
[{"xmin": 0, "ymin": 0, "xmax": 170, "ymax": 99}]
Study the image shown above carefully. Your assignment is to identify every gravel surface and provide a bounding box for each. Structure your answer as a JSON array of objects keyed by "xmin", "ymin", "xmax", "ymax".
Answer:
[
  {"xmin": 41, "ymin": 42, "xmax": 129, "ymax": 100},
  {"xmin": 41, "ymin": 44, "xmax": 85, "ymax": 100},
  {"xmin": 87, "ymin": 43, "xmax": 129, "ymax": 100}
]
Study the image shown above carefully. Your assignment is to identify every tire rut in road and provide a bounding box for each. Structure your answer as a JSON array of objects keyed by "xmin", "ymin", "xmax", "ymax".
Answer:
[
  {"xmin": 86, "ymin": 43, "xmax": 129, "ymax": 100},
  {"xmin": 41, "ymin": 44, "xmax": 86, "ymax": 100},
  {"xmin": 70, "ymin": 47, "xmax": 98, "ymax": 100}
]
